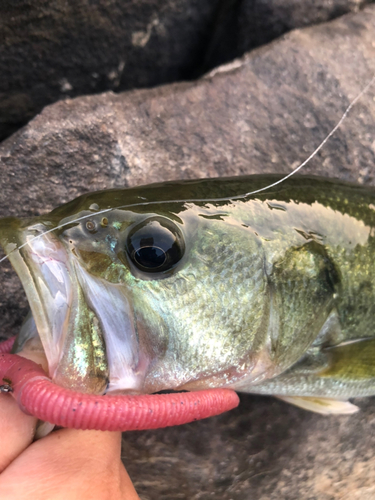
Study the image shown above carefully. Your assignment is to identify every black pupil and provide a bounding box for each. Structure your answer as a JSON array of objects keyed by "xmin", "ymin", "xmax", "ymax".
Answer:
[
  {"xmin": 126, "ymin": 218, "xmax": 184, "ymax": 274},
  {"xmin": 134, "ymin": 245, "xmax": 166, "ymax": 269}
]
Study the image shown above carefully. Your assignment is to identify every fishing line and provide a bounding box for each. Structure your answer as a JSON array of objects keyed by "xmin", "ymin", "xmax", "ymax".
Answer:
[{"xmin": 1, "ymin": 74, "xmax": 374, "ymax": 266}]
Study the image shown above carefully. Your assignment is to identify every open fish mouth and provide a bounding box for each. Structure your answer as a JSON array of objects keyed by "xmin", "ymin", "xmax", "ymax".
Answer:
[
  {"xmin": 0, "ymin": 217, "xmax": 239, "ymax": 431},
  {"xmin": 0, "ymin": 218, "xmax": 146, "ymax": 395}
]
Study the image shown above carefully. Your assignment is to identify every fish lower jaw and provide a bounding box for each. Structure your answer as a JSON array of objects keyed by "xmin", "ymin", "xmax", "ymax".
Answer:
[
  {"xmin": 3, "ymin": 223, "xmax": 74, "ymax": 377},
  {"xmin": 7, "ymin": 223, "xmax": 146, "ymax": 396}
]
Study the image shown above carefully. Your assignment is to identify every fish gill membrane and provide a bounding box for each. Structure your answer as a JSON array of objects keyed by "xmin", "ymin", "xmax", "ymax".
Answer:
[{"xmin": 0, "ymin": 76, "xmax": 374, "ymax": 433}]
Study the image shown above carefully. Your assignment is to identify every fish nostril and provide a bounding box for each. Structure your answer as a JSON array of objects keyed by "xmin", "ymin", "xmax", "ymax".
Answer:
[{"xmin": 86, "ymin": 220, "xmax": 97, "ymax": 232}]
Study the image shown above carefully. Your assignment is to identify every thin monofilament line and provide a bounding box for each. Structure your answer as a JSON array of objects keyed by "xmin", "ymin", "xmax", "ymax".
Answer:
[
  {"xmin": 0, "ymin": 208, "xmax": 113, "ymax": 265},
  {"xmin": 1, "ymin": 75, "xmax": 374, "ymax": 266},
  {"xmin": 238, "ymin": 75, "xmax": 375, "ymax": 198}
]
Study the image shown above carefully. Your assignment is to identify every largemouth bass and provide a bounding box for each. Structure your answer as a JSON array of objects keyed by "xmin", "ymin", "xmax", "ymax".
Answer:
[{"xmin": 1, "ymin": 174, "xmax": 375, "ymax": 414}]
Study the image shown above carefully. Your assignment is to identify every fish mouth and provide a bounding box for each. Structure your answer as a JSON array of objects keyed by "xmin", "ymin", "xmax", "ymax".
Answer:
[
  {"xmin": 0, "ymin": 218, "xmax": 146, "ymax": 395},
  {"xmin": 0, "ymin": 218, "xmax": 241, "ymax": 431}
]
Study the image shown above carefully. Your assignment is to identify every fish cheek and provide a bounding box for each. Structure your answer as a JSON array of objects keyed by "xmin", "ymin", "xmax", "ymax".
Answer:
[
  {"xmin": 133, "ymin": 311, "xmax": 169, "ymax": 384},
  {"xmin": 133, "ymin": 222, "xmax": 270, "ymax": 391}
]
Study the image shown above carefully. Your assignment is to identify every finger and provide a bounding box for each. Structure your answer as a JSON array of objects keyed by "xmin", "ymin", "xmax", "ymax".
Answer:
[
  {"xmin": 0, "ymin": 342, "xmax": 48, "ymax": 473},
  {"xmin": 0, "ymin": 429, "xmax": 140, "ymax": 500},
  {"xmin": 0, "ymin": 393, "xmax": 37, "ymax": 473}
]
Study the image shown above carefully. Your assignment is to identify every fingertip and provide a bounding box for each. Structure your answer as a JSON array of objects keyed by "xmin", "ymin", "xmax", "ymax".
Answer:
[{"xmin": 0, "ymin": 392, "xmax": 37, "ymax": 473}]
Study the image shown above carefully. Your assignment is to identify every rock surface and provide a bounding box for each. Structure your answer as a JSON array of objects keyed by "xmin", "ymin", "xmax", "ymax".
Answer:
[
  {"xmin": 199, "ymin": 0, "xmax": 371, "ymax": 72},
  {"xmin": 1, "ymin": 4, "xmax": 375, "ymax": 500},
  {"xmin": 0, "ymin": 0, "xmax": 220, "ymax": 140},
  {"xmin": 0, "ymin": 0, "xmax": 371, "ymax": 141},
  {"xmin": 1, "ymin": 5, "xmax": 374, "ymax": 221}
]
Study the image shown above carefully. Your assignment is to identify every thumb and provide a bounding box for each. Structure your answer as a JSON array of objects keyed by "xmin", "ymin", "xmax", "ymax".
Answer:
[{"xmin": 0, "ymin": 341, "xmax": 47, "ymax": 473}]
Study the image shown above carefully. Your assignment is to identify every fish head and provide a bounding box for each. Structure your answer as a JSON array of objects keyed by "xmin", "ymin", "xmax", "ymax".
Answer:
[{"xmin": 0, "ymin": 182, "xmax": 272, "ymax": 395}]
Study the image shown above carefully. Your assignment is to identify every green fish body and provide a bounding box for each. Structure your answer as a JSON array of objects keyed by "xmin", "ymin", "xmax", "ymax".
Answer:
[{"xmin": 1, "ymin": 175, "xmax": 375, "ymax": 413}]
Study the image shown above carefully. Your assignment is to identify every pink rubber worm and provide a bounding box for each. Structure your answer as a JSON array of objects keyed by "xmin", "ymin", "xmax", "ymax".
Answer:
[{"xmin": 0, "ymin": 338, "xmax": 239, "ymax": 431}]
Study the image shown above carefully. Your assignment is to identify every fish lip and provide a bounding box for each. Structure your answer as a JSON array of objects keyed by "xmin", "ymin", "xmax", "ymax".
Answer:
[
  {"xmin": 0, "ymin": 218, "xmax": 147, "ymax": 394},
  {"xmin": 0, "ymin": 220, "xmax": 72, "ymax": 377}
]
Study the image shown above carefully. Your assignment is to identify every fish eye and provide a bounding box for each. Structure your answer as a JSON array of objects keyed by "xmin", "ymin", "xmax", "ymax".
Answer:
[{"xmin": 125, "ymin": 217, "xmax": 185, "ymax": 274}]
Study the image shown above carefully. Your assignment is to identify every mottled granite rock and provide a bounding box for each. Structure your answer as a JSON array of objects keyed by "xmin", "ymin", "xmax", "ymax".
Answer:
[
  {"xmin": 0, "ymin": 0, "xmax": 220, "ymax": 140},
  {"xmin": 1, "ymin": 6, "xmax": 374, "ymax": 221},
  {"xmin": 0, "ymin": 0, "xmax": 372, "ymax": 141},
  {"xmin": 204, "ymin": 0, "xmax": 371, "ymax": 71},
  {"xmin": 1, "ymin": 5, "xmax": 375, "ymax": 499},
  {"xmin": 123, "ymin": 395, "xmax": 375, "ymax": 500}
]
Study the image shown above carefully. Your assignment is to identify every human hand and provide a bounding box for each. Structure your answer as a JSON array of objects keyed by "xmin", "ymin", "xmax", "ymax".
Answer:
[{"xmin": 0, "ymin": 349, "xmax": 140, "ymax": 500}]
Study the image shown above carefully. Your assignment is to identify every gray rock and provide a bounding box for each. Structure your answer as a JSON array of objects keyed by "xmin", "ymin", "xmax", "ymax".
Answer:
[
  {"xmin": 0, "ymin": 0, "xmax": 220, "ymax": 141},
  {"xmin": 123, "ymin": 396, "xmax": 375, "ymax": 500},
  {"xmin": 0, "ymin": 0, "xmax": 372, "ymax": 141},
  {"xmin": 1, "ymin": 5, "xmax": 375, "ymax": 499},
  {"xmin": 204, "ymin": 0, "xmax": 372, "ymax": 71}
]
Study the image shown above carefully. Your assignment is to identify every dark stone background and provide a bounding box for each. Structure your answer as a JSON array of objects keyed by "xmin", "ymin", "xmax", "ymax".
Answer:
[
  {"xmin": 0, "ymin": 0, "xmax": 372, "ymax": 141},
  {"xmin": 1, "ymin": 1, "xmax": 375, "ymax": 498}
]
